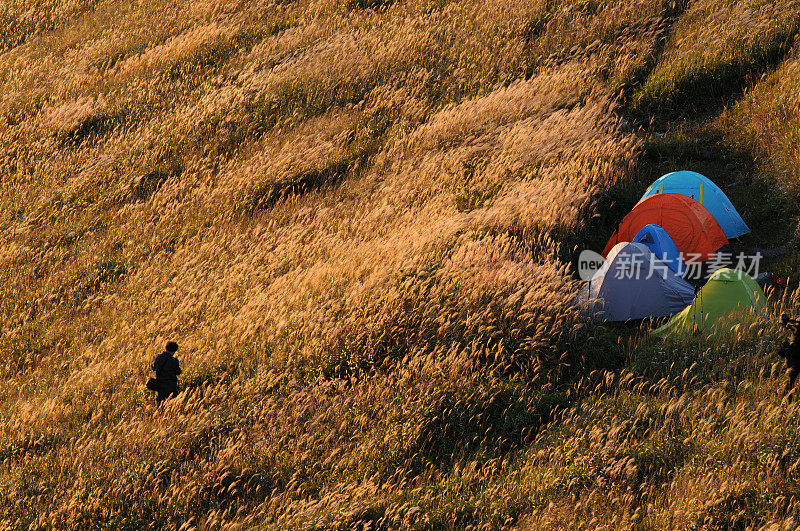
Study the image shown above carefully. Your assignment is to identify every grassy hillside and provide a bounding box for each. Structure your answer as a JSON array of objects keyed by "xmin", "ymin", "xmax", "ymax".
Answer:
[{"xmin": 2, "ymin": 0, "xmax": 800, "ymax": 528}]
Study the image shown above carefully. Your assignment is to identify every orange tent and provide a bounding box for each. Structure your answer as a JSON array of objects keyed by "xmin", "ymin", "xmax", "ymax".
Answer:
[{"xmin": 602, "ymin": 193, "xmax": 728, "ymax": 261}]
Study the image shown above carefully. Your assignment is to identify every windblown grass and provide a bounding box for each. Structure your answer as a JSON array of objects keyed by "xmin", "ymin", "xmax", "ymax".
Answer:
[
  {"xmin": 633, "ymin": 0, "xmax": 800, "ymax": 113},
  {"xmin": 2, "ymin": 0, "xmax": 800, "ymax": 528},
  {"xmin": 720, "ymin": 46, "xmax": 800, "ymax": 189}
]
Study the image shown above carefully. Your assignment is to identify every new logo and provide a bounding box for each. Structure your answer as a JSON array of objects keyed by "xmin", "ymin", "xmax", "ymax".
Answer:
[{"xmin": 577, "ymin": 249, "xmax": 606, "ymax": 281}]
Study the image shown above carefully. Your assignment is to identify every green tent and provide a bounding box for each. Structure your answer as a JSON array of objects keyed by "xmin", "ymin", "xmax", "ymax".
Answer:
[{"xmin": 653, "ymin": 268, "xmax": 766, "ymax": 338}]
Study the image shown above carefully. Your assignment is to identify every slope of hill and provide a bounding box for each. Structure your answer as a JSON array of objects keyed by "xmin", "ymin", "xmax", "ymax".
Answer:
[{"xmin": 2, "ymin": 0, "xmax": 800, "ymax": 528}]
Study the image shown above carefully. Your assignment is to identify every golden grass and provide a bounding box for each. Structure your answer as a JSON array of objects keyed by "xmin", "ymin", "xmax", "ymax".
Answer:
[
  {"xmin": 1, "ymin": 0, "xmax": 800, "ymax": 528},
  {"xmin": 634, "ymin": 0, "xmax": 800, "ymax": 111},
  {"xmin": 720, "ymin": 46, "xmax": 800, "ymax": 186}
]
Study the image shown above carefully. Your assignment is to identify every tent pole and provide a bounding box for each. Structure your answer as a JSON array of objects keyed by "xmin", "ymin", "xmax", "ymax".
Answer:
[
  {"xmin": 700, "ymin": 284, "xmax": 704, "ymax": 341},
  {"xmin": 693, "ymin": 283, "xmax": 699, "ymax": 337}
]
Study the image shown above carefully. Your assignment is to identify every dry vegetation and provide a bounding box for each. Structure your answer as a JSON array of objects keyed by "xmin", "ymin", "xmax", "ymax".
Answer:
[
  {"xmin": 720, "ymin": 46, "xmax": 800, "ymax": 188},
  {"xmin": 633, "ymin": 0, "xmax": 800, "ymax": 112},
  {"xmin": 2, "ymin": 0, "xmax": 800, "ymax": 528}
]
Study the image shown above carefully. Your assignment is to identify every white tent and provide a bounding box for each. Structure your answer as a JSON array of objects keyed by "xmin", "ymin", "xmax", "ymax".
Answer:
[{"xmin": 577, "ymin": 242, "xmax": 695, "ymax": 322}]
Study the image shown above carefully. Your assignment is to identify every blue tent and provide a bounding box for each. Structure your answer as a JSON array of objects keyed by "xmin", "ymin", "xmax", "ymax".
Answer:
[
  {"xmin": 577, "ymin": 242, "xmax": 695, "ymax": 322},
  {"xmin": 640, "ymin": 171, "xmax": 750, "ymax": 238},
  {"xmin": 632, "ymin": 224, "xmax": 686, "ymax": 276}
]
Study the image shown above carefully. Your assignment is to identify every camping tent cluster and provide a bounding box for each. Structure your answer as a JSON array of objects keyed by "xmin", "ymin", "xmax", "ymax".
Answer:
[{"xmin": 579, "ymin": 170, "xmax": 766, "ymax": 336}]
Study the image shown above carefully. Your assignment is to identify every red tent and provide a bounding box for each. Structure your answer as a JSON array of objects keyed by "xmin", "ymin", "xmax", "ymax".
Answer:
[{"xmin": 602, "ymin": 193, "xmax": 728, "ymax": 261}]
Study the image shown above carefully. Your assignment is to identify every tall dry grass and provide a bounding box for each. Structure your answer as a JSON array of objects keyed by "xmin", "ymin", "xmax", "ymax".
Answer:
[
  {"xmin": 634, "ymin": 0, "xmax": 800, "ymax": 111},
  {"xmin": 1, "ymin": 0, "xmax": 800, "ymax": 528},
  {"xmin": 720, "ymin": 45, "xmax": 800, "ymax": 188}
]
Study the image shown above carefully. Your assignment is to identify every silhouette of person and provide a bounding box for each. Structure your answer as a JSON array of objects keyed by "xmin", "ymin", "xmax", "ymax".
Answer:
[
  {"xmin": 779, "ymin": 315, "xmax": 800, "ymax": 402},
  {"xmin": 152, "ymin": 341, "xmax": 182, "ymax": 404}
]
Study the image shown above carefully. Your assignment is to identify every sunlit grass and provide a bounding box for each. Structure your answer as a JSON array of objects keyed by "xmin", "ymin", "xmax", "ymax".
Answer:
[
  {"xmin": 633, "ymin": 0, "xmax": 800, "ymax": 113},
  {"xmin": 720, "ymin": 47, "xmax": 800, "ymax": 188},
  {"xmin": 1, "ymin": 0, "xmax": 800, "ymax": 528}
]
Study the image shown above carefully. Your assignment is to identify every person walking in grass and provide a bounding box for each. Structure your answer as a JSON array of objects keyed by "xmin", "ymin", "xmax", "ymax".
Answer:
[
  {"xmin": 151, "ymin": 341, "xmax": 182, "ymax": 404},
  {"xmin": 779, "ymin": 315, "xmax": 800, "ymax": 403}
]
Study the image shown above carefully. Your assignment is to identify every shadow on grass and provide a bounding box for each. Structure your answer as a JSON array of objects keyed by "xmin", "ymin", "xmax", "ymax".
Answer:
[
  {"xmin": 409, "ymin": 386, "xmax": 570, "ymax": 470},
  {"xmin": 631, "ymin": 23, "xmax": 800, "ymax": 121}
]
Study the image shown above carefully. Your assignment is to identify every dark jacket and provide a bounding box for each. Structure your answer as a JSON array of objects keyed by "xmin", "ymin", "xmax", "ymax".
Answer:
[
  {"xmin": 153, "ymin": 351, "xmax": 182, "ymax": 382},
  {"xmin": 779, "ymin": 321, "xmax": 800, "ymax": 370},
  {"xmin": 152, "ymin": 351, "xmax": 181, "ymax": 401},
  {"xmin": 779, "ymin": 318, "xmax": 800, "ymax": 401}
]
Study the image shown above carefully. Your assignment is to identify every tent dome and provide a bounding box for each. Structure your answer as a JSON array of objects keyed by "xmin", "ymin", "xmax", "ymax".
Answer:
[
  {"xmin": 640, "ymin": 170, "xmax": 750, "ymax": 238},
  {"xmin": 602, "ymin": 193, "xmax": 729, "ymax": 261},
  {"xmin": 577, "ymin": 242, "xmax": 696, "ymax": 322},
  {"xmin": 653, "ymin": 268, "xmax": 766, "ymax": 338},
  {"xmin": 632, "ymin": 224, "xmax": 686, "ymax": 276}
]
